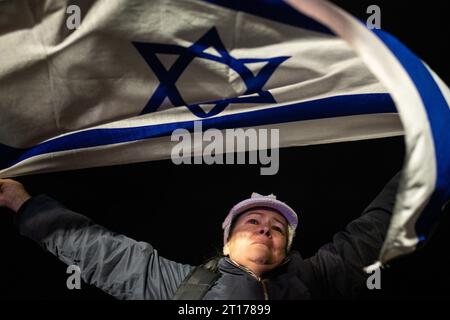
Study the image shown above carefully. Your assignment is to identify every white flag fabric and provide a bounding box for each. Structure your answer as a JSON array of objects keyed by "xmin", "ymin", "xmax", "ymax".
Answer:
[
  {"xmin": 0, "ymin": 0, "xmax": 449, "ymax": 265},
  {"xmin": 0, "ymin": 0, "xmax": 400, "ymax": 177}
]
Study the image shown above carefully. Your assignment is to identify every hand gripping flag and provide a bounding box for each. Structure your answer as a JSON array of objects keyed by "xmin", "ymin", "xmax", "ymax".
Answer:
[{"xmin": 0, "ymin": 0, "xmax": 449, "ymax": 266}]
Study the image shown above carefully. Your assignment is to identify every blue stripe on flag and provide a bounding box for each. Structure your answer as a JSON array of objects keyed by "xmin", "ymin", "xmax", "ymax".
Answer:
[
  {"xmin": 198, "ymin": 0, "xmax": 334, "ymax": 35},
  {"xmin": 373, "ymin": 29, "xmax": 450, "ymax": 238},
  {"xmin": 0, "ymin": 93, "xmax": 396, "ymax": 171}
]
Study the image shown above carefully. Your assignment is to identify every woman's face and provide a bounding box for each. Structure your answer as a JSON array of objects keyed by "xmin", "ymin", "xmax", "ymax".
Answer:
[{"xmin": 223, "ymin": 208, "xmax": 288, "ymax": 276}]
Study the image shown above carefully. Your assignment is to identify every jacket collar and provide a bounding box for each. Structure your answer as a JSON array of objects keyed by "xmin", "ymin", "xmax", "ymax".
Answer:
[{"xmin": 218, "ymin": 255, "xmax": 292, "ymax": 280}]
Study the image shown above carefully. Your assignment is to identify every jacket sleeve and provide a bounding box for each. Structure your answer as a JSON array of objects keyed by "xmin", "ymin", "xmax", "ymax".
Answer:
[
  {"xmin": 303, "ymin": 172, "xmax": 401, "ymax": 298},
  {"xmin": 14, "ymin": 195, "xmax": 194, "ymax": 300}
]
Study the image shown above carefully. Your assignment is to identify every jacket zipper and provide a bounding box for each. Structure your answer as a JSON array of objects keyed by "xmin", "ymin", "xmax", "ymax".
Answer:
[
  {"xmin": 247, "ymin": 272, "xmax": 269, "ymax": 300},
  {"xmin": 227, "ymin": 258, "xmax": 270, "ymax": 300},
  {"xmin": 260, "ymin": 279, "xmax": 269, "ymax": 300}
]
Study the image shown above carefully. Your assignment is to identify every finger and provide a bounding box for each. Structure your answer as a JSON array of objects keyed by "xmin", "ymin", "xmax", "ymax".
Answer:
[
  {"xmin": 0, "ymin": 179, "xmax": 8, "ymax": 188},
  {"xmin": 0, "ymin": 179, "xmax": 13, "ymax": 190}
]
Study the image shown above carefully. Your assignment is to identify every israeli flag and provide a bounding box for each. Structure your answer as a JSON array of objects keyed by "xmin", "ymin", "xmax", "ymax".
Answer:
[{"xmin": 0, "ymin": 0, "xmax": 449, "ymax": 265}]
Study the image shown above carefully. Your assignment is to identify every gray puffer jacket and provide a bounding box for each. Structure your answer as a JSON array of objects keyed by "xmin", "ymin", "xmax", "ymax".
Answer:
[{"xmin": 15, "ymin": 173, "xmax": 400, "ymax": 299}]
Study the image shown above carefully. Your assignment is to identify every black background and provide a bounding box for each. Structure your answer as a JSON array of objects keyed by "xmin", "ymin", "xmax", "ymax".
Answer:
[{"xmin": 0, "ymin": 1, "xmax": 449, "ymax": 300}]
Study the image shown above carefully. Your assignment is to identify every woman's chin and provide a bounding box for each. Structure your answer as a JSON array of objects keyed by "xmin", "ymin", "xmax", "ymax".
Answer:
[{"xmin": 247, "ymin": 249, "xmax": 272, "ymax": 265}]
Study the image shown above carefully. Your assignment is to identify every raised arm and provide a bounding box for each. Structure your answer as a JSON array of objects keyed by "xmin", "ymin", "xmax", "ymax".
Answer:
[
  {"xmin": 302, "ymin": 172, "xmax": 401, "ymax": 298},
  {"xmin": 0, "ymin": 179, "xmax": 194, "ymax": 300}
]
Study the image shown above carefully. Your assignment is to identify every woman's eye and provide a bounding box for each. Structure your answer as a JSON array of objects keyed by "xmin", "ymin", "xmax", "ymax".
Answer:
[
  {"xmin": 273, "ymin": 226, "xmax": 284, "ymax": 234},
  {"xmin": 248, "ymin": 219, "xmax": 258, "ymax": 225}
]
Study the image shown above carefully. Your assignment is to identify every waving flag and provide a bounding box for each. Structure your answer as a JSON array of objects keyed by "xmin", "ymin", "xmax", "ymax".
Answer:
[
  {"xmin": 0, "ymin": 0, "xmax": 400, "ymax": 177},
  {"xmin": 0, "ymin": 0, "xmax": 449, "ymax": 265}
]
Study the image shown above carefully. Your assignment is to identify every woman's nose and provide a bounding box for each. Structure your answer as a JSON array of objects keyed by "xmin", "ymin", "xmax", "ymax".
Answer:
[{"xmin": 259, "ymin": 226, "xmax": 272, "ymax": 238}]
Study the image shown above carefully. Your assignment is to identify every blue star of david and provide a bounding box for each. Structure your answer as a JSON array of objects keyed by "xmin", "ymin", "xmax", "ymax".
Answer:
[{"xmin": 133, "ymin": 27, "xmax": 290, "ymax": 118}]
